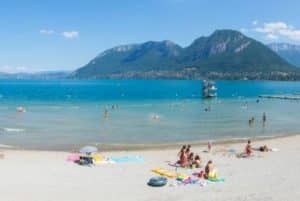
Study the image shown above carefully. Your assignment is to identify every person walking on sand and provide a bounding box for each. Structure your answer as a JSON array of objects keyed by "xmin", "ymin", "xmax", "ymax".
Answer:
[{"xmin": 208, "ymin": 141, "xmax": 212, "ymax": 152}]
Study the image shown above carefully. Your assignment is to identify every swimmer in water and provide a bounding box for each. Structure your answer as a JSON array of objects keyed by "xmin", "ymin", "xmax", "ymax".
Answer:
[
  {"xmin": 16, "ymin": 106, "xmax": 26, "ymax": 113},
  {"xmin": 152, "ymin": 114, "xmax": 160, "ymax": 120},
  {"xmin": 262, "ymin": 112, "xmax": 266, "ymax": 126},
  {"xmin": 104, "ymin": 108, "xmax": 109, "ymax": 119}
]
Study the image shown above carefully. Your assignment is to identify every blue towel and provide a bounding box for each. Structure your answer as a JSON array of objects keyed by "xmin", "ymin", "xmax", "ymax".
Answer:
[{"xmin": 109, "ymin": 156, "xmax": 144, "ymax": 163}]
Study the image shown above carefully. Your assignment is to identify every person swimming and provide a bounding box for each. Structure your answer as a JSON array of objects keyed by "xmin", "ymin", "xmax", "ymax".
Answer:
[
  {"xmin": 16, "ymin": 106, "xmax": 26, "ymax": 113},
  {"xmin": 248, "ymin": 117, "xmax": 255, "ymax": 126},
  {"xmin": 151, "ymin": 114, "xmax": 160, "ymax": 120}
]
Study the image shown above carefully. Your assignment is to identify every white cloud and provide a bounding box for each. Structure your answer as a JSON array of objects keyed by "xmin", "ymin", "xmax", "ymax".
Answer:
[
  {"xmin": 61, "ymin": 31, "xmax": 79, "ymax": 39},
  {"xmin": 266, "ymin": 34, "xmax": 279, "ymax": 40},
  {"xmin": 40, "ymin": 29, "xmax": 55, "ymax": 35},
  {"xmin": 252, "ymin": 20, "xmax": 258, "ymax": 25},
  {"xmin": 0, "ymin": 65, "xmax": 47, "ymax": 73},
  {"xmin": 240, "ymin": 28, "xmax": 248, "ymax": 33},
  {"xmin": 254, "ymin": 21, "xmax": 300, "ymax": 41}
]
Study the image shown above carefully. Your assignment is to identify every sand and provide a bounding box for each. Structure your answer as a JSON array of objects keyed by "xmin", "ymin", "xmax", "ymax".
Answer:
[{"xmin": 0, "ymin": 135, "xmax": 299, "ymax": 201}]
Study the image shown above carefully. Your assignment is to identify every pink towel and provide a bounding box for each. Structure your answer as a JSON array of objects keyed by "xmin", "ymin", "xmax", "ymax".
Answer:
[{"xmin": 66, "ymin": 154, "xmax": 80, "ymax": 162}]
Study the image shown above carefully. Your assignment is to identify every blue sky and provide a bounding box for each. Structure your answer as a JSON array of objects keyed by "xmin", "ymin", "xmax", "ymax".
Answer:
[{"xmin": 0, "ymin": 0, "xmax": 300, "ymax": 73}]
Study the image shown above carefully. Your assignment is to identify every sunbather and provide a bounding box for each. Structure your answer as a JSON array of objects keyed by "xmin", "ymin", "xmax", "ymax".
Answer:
[
  {"xmin": 193, "ymin": 155, "xmax": 202, "ymax": 168},
  {"xmin": 204, "ymin": 160, "xmax": 218, "ymax": 179},
  {"xmin": 178, "ymin": 149, "xmax": 188, "ymax": 167},
  {"xmin": 185, "ymin": 147, "xmax": 191, "ymax": 156},
  {"xmin": 259, "ymin": 145, "xmax": 270, "ymax": 152},
  {"xmin": 177, "ymin": 145, "xmax": 186, "ymax": 157},
  {"xmin": 188, "ymin": 152, "xmax": 194, "ymax": 166}
]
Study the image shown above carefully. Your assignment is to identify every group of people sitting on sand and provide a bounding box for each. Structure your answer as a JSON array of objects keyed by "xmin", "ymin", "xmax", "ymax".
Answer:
[
  {"xmin": 177, "ymin": 145, "xmax": 202, "ymax": 168},
  {"xmin": 175, "ymin": 140, "xmax": 271, "ymax": 179},
  {"xmin": 176, "ymin": 144, "xmax": 218, "ymax": 179}
]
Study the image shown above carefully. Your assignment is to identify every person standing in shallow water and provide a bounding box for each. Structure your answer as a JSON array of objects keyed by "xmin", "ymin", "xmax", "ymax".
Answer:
[
  {"xmin": 262, "ymin": 112, "xmax": 266, "ymax": 126},
  {"xmin": 104, "ymin": 108, "xmax": 109, "ymax": 119}
]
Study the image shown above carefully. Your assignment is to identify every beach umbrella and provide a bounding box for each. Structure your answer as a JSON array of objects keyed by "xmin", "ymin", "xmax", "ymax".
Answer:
[{"xmin": 79, "ymin": 146, "xmax": 98, "ymax": 154}]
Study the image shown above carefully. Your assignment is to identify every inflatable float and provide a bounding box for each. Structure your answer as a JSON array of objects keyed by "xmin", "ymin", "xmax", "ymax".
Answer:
[{"xmin": 147, "ymin": 176, "xmax": 167, "ymax": 187}]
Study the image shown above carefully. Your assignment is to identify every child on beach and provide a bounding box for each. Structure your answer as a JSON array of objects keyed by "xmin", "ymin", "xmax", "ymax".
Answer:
[
  {"xmin": 245, "ymin": 140, "xmax": 253, "ymax": 156},
  {"xmin": 208, "ymin": 141, "xmax": 212, "ymax": 152}
]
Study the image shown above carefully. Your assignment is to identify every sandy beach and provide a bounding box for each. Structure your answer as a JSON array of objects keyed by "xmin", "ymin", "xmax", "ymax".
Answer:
[{"xmin": 0, "ymin": 135, "xmax": 299, "ymax": 201}]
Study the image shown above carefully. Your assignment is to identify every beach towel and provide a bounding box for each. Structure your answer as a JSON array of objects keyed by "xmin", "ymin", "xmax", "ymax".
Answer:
[
  {"xmin": 66, "ymin": 154, "xmax": 80, "ymax": 162},
  {"xmin": 198, "ymin": 179, "xmax": 209, "ymax": 186},
  {"xmin": 94, "ymin": 158, "xmax": 116, "ymax": 164},
  {"xmin": 208, "ymin": 177, "xmax": 225, "ymax": 182},
  {"xmin": 109, "ymin": 156, "xmax": 144, "ymax": 163},
  {"xmin": 236, "ymin": 152, "xmax": 253, "ymax": 158},
  {"xmin": 176, "ymin": 173, "xmax": 190, "ymax": 181},
  {"xmin": 168, "ymin": 162, "xmax": 181, "ymax": 168},
  {"xmin": 151, "ymin": 168, "xmax": 178, "ymax": 178},
  {"xmin": 91, "ymin": 154, "xmax": 104, "ymax": 162},
  {"xmin": 270, "ymin": 148, "xmax": 279, "ymax": 152},
  {"xmin": 181, "ymin": 177, "xmax": 199, "ymax": 185}
]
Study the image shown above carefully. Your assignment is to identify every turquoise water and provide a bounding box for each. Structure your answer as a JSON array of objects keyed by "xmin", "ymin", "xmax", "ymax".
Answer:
[{"xmin": 0, "ymin": 80, "xmax": 300, "ymax": 150}]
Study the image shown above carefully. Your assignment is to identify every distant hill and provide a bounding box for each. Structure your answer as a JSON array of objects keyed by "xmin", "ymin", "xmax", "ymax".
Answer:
[
  {"xmin": 72, "ymin": 30, "xmax": 300, "ymax": 80},
  {"xmin": 0, "ymin": 71, "xmax": 71, "ymax": 80},
  {"xmin": 268, "ymin": 43, "xmax": 300, "ymax": 67}
]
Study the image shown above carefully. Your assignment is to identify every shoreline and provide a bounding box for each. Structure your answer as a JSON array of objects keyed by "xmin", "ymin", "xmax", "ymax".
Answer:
[{"xmin": 1, "ymin": 133, "xmax": 297, "ymax": 152}]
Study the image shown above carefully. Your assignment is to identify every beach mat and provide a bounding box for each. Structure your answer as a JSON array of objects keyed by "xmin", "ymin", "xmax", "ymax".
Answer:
[
  {"xmin": 109, "ymin": 156, "xmax": 144, "ymax": 163},
  {"xmin": 208, "ymin": 178, "xmax": 225, "ymax": 182},
  {"xmin": 151, "ymin": 168, "xmax": 178, "ymax": 178}
]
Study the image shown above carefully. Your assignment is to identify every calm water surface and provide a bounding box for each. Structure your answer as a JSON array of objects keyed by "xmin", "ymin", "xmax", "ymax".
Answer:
[{"xmin": 0, "ymin": 80, "xmax": 300, "ymax": 149}]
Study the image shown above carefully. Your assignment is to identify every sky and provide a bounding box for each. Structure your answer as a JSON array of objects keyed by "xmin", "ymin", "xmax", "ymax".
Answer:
[{"xmin": 0, "ymin": 0, "xmax": 300, "ymax": 73}]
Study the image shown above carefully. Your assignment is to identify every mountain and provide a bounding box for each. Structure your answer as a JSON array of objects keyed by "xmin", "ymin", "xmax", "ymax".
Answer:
[
  {"xmin": 72, "ymin": 30, "xmax": 299, "ymax": 80},
  {"xmin": 71, "ymin": 41, "xmax": 183, "ymax": 78},
  {"xmin": 268, "ymin": 43, "xmax": 300, "ymax": 67},
  {"xmin": 0, "ymin": 71, "xmax": 71, "ymax": 80}
]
